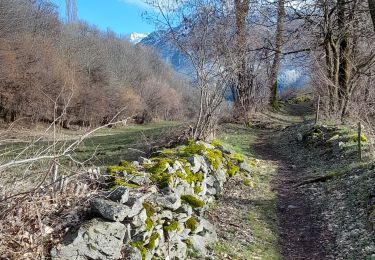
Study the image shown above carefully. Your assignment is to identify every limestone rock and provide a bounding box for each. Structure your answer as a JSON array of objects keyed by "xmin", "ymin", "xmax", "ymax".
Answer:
[
  {"xmin": 167, "ymin": 234, "xmax": 187, "ymax": 259},
  {"xmin": 139, "ymin": 157, "xmax": 152, "ymax": 165},
  {"xmin": 155, "ymin": 194, "xmax": 181, "ymax": 210},
  {"xmin": 158, "ymin": 210, "xmax": 173, "ymax": 220},
  {"xmin": 107, "ymin": 186, "xmax": 129, "ymax": 204},
  {"xmin": 239, "ymin": 162, "xmax": 252, "ymax": 174},
  {"xmin": 125, "ymin": 194, "xmax": 150, "ymax": 218},
  {"xmin": 91, "ymin": 198, "xmax": 130, "ymax": 222},
  {"xmin": 132, "ymin": 209, "xmax": 148, "ymax": 228},
  {"xmin": 51, "ymin": 218, "xmax": 125, "ymax": 260},
  {"xmin": 128, "ymin": 174, "xmax": 151, "ymax": 186},
  {"xmin": 196, "ymin": 141, "xmax": 215, "ymax": 150},
  {"xmin": 123, "ymin": 245, "xmax": 142, "ymax": 260},
  {"xmin": 188, "ymin": 155, "xmax": 208, "ymax": 174}
]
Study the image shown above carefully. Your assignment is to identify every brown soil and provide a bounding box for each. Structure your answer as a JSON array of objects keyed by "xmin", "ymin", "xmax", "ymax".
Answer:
[
  {"xmin": 254, "ymin": 131, "xmax": 330, "ymax": 260},
  {"xmin": 253, "ymin": 103, "xmax": 332, "ymax": 260}
]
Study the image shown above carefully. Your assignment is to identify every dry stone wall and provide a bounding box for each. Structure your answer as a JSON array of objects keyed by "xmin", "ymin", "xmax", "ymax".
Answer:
[{"xmin": 51, "ymin": 141, "xmax": 252, "ymax": 260}]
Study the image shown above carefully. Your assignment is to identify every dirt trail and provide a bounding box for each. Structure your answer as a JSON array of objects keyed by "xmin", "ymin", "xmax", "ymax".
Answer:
[{"xmin": 253, "ymin": 103, "xmax": 330, "ymax": 260}]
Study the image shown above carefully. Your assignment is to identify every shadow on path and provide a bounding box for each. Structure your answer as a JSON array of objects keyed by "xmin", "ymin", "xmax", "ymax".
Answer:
[{"xmin": 252, "ymin": 102, "xmax": 331, "ymax": 260}]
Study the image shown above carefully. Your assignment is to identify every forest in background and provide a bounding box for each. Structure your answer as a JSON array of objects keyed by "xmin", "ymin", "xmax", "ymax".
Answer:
[{"xmin": 0, "ymin": 0, "xmax": 197, "ymax": 128}]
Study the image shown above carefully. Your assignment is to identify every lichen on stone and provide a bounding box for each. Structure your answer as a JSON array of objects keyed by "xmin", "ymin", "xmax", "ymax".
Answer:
[
  {"xmin": 130, "ymin": 241, "xmax": 148, "ymax": 260},
  {"xmin": 205, "ymin": 149, "xmax": 223, "ymax": 170},
  {"xmin": 194, "ymin": 185, "xmax": 202, "ymax": 194},
  {"xmin": 179, "ymin": 140, "xmax": 206, "ymax": 157},
  {"xmin": 145, "ymin": 217, "xmax": 154, "ymax": 232},
  {"xmin": 231, "ymin": 152, "xmax": 245, "ymax": 163},
  {"xmin": 145, "ymin": 232, "xmax": 159, "ymax": 250},
  {"xmin": 181, "ymin": 195, "xmax": 205, "ymax": 208},
  {"xmin": 185, "ymin": 217, "xmax": 198, "ymax": 232},
  {"xmin": 163, "ymin": 220, "xmax": 180, "ymax": 232},
  {"xmin": 225, "ymin": 160, "xmax": 240, "ymax": 177},
  {"xmin": 143, "ymin": 202, "xmax": 156, "ymax": 217},
  {"xmin": 111, "ymin": 178, "xmax": 139, "ymax": 190}
]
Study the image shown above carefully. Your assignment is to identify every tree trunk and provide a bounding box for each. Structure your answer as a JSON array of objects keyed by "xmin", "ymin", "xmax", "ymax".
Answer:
[
  {"xmin": 269, "ymin": 0, "xmax": 285, "ymax": 108},
  {"xmin": 234, "ymin": 0, "xmax": 250, "ymax": 115},
  {"xmin": 368, "ymin": 0, "xmax": 375, "ymax": 30},
  {"xmin": 337, "ymin": 0, "xmax": 352, "ymax": 121}
]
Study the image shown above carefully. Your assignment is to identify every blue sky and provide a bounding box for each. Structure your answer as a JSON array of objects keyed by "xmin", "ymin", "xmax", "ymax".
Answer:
[{"xmin": 51, "ymin": 0, "xmax": 155, "ymax": 35}]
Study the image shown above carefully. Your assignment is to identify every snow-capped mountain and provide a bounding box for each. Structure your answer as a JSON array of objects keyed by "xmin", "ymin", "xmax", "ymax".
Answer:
[
  {"xmin": 127, "ymin": 32, "xmax": 149, "ymax": 44},
  {"xmin": 140, "ymin": 30, "xmax": 309, "ymax": 88},
  {"xmin": 140, "ymin": 30, "xmax": 193, "ymax": 75}
]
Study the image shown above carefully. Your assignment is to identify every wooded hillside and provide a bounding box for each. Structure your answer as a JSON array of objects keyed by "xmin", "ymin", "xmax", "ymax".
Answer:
[{"xmin": 0, "ymin": 0, "xmax": 196, "ymax": 127}]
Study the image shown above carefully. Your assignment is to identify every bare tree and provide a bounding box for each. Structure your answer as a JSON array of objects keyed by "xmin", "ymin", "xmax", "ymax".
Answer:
[
  {"xmin": 147, "ymin": 0, "xmax": 235, "ymax": 139},
  {"xmin": 368, "ymin": 0, "xmax": 375, "ymax": 30},
  {"xmin": 233, "ymin": 0, "xmax": 250, "ymax": 115},
  {"xmin": 269, "ymin": 0, "xmax": 285, "ymax": 108}
]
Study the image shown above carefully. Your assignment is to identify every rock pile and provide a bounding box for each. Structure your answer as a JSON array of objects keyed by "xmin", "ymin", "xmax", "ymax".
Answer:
[{"xmin": 51, "ymin": 141, "xmax": 252, "ymax": 260}]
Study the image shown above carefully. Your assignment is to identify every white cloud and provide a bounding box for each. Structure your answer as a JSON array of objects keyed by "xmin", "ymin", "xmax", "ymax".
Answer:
[{"xmin": 118, "ymin": 0, "xmax": 152, "ymax": 9}]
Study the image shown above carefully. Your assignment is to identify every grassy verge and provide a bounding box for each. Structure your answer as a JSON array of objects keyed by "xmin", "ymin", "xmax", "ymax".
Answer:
[
  {"xmin": 74, "ymin": 121, "xmax": 180, "ymax": 165},
  {"xmin": 0, "ymin": 121, "xmax": 180, "ymax": 167},
  {"xmin": 212, "ymin": 124, "xmax": 281, "ymax": 260}
]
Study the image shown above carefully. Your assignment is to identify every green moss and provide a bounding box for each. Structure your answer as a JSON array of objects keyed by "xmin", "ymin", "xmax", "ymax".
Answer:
[
  {"xmin": 143, "ymin": 202, "xmax": 156, "ymax": 218},
  {"xmin": 149, "ymin": 172, "xmax": 173, "ymax": 189},
  {"xmin": 231, "ymin": 152, "xmax": 245, "ymax": 163},
  {"xmin": 145, "ymin": 232, "xmax": 159, "ymax": 250},
  {"xmin": 225, "ymin": 160, "xmax": 240, "ymax": 177},
  {"xmin": 181, "ymin": 195, "xmax": 205, "ymax": 208},
  {"xmin": 108, "ymin": 161, "xmax": 141, "ymax": 175},
  {"xmin": 348, "ymin": 134, "xmax": 367, "ymax": 143},
  {"xmin": 111, "ymin": 178, "xmax": 139, "ymax": 190},
  {"xmin": 159, "ymin": 148, "xmax": 176, "ymax": 157},
  {"xmin": 183, "ymin": 239, "xmax": 193, "ymax": 247},
  {"xmin": 107, "ymin": 165, "xmax": 127, "ymax": 175},
  {"xmin": 185, "ymin": 217, "xmax": 198, "ymax": 232},
  {"xmin": 179, "ymin": 140, "xmax": 206, "ymax": 157},
  {"xmin": 149, "ymin": 158, "xmax": 173, "ymax": 175},
  {"xmin": 205, "ymin": 149, "xmax": 223, "ymax": 170},
  {"xmin": 292, "ymin": 95, "xmax": 311, "ymax": 104},
  {"xmin": 210, "ymin": 139, "xmax": 222, "ymax": 148},
  {"xmin": 186, "ymin": 171, "xmax": 204, "ymax": 185},
  {"xmin": 163, "ymin": 220, "xmax": 180, "ymax": 232},
  {"xmin": 145, "ymin": 217, "xmax": 154, "ymax": 232},
  {"xmin": 194, "ymin": 185, "xmax": 202, "ymax": 194},
  {"xmin": 130, "ymin": 241, "xmax": 148, "ymax": 260},
  {"xmin": 243, "ymin": 179, "xmax": 255, "ymax": 188}
]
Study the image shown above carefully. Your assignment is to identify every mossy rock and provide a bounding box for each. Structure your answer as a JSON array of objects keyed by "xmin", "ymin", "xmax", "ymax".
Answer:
[
  {"xmin": 348, "ymin": 134, "xmax": 367, "ymax": 143},
  {"xmin": 163, "ymin": 220, "xmax": 180, "ymax": 232},
  {"xmin": 225, "ymin": 160, "xmax": 240, "ymax": 177},
  {"xmin": 290, "ymin": 95, "xmax": 311, "ymax": 104},
  {"xmin": 148, "ymin": 158, "xmax": 173, "ymax": 175},
  {"xmin": 194, "ymin": 185, "xmax": 202, "ymax": 194},
  {"xmin": 181, "ymin": 195, "xmax": 205, "ymax": 208},
  {"xmin": 243, "ymin": 179, "xmax": 255, "ymax": 188},
  {"xmin": 145, "ymin": 217, "xmax": 154, "ymax": 231},
  {"xmin": 185, "ymin": 217, "xmax": 198, "ymax": 232},
  {"xmin": 205, "ymin": 149, "xmax": 223, "ymax": 170},
  {"xmin": 179, "ymin": 141, "xmax": 207, "ymax": 157},
  {"xmin": 130, "ymin": 241, "xmax": 148, "ymax": 260},
  {"xmin": 145, "ymin": 232, "xmax": 159, "ymax": 250},
  {"xmin": 111, "ymin": 178, "xmax": 140, "ymax": 190},
  {"xmin": 143, "ymin": 202, "xmax": 156, "ymax": 218},
  {"xmin": 210, "ymin": 139, "xmax": 222, "ymax": 148},
  {"xmin": 107, "ymin": 165, "xmax": 128, "ymax": 176}
]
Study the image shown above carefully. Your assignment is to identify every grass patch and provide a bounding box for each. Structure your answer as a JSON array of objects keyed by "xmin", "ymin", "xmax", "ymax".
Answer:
[{"xmin": 212, "ymin": 124, "xmax": 281, "ymax": 259}]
